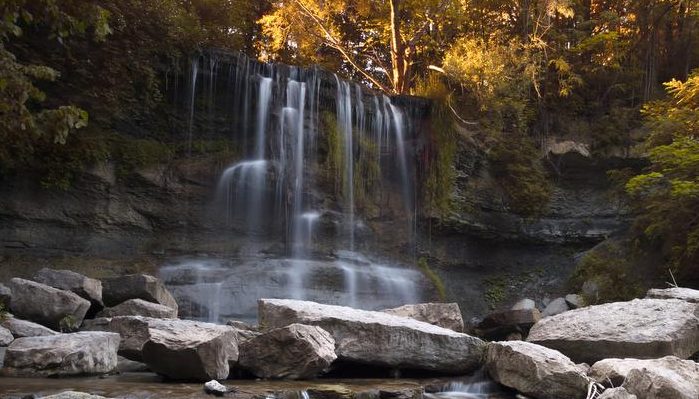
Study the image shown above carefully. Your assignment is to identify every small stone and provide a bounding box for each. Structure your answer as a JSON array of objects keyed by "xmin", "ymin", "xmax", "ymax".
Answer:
[
  {"xmin": 565, "ymin": 294, "xmax": 585, "ymax": 309},
  {"xmin": 96, "ymin": 299, "xmax": 177, "ymax": 319},
  {"xmin": 204, "ymin": 380, "xmax": 228, "ymax": 396},
  {"xmin": 511, "ymin": 299, "xmax": 536, "ymax": 310},
  {"xmin": 598, "ymin": 387, "xmax": 637, "ymax": 399},
  {"xmin": 0, "ymin": 325, "xmax": 13, "ymax": 346},
  {"xmin": 542, "ymin": 298, "xmax": 569, "ymax": 317}
]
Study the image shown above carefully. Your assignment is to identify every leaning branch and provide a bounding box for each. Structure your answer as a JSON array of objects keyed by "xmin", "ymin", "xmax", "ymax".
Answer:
[{"xmin": 290, "ymin": 0, "xmax": 390, "ymax": 92}]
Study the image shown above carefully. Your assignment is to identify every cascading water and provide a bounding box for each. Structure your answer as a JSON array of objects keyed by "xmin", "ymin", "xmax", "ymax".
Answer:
[{"xmin": 159, "ymin": 51, "xmax": 426, "ymax": 323}]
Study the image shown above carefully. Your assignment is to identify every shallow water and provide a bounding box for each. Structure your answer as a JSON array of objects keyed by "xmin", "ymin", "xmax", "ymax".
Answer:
[{"xmin": 0, "ymin": 373, "xmax": 514, "ymax": 399}]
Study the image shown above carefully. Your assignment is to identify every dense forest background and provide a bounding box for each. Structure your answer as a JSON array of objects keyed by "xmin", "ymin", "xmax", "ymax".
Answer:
[{"xmin": 1, "ymin": 0, "xmax": 698, "ymax": 296}]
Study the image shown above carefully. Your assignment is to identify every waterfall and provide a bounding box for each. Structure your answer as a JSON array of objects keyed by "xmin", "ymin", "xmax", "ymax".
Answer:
[{"xmin": 165, "ymin": 51, "xmax": 424, "ymax": 322}]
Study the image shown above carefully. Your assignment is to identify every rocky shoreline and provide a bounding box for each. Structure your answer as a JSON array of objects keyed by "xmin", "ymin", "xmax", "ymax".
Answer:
[{"xmin": 0, "ymin": 269, "xmax": 697, "ymax": 399}]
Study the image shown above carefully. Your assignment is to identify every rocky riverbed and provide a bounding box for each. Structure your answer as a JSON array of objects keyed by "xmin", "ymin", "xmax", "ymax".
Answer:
[{"xmin": 0, "ymin": 268, "xmax": 697, "ymax": 399}]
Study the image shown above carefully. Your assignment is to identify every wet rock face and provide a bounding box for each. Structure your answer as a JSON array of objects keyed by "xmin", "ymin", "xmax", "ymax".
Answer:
[
  {"xmin": 258, "ymin": 298, "xmax": 486, "ymax": 374},
  {"xmin": 485, "ymin": 341, "xmax": 591, "ymax": 399},
  {"xmin": 8, "ymin": 278, "xmax": 91, "ymax": 331},
  {"xmin": 381, "ymin": 303, "xmax": 464, "ymax": 332},
  {"xmin": 3, "ymin": 332, "xmax": 120, "ymax": 377},
  {"xmin": 527, "ymin": 298, "xmax": 699, "ymax": 363},
  {"xmin": 238, "ymin": 323, "xmax": 336, "ymax": 379}
]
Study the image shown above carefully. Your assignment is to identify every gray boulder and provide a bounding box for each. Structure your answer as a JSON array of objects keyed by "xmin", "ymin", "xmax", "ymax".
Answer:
[
  {"xmin": 527, "ymin": 299, "xmax": 699, "ymax": 363},
  {"xmin": 512, "ymin": 299, "xmax": 536, "ymax": 310},
  {"xmin": 646, "ymin": 287, "xmax": 699, "ymax": 303},
  {"xmin": 382, "ymin": 303, "xmax": 464, "ymax": 332},
  {"xmin": 117, "ymin": 355, "xmax": 149, "ymax": 373},
  {"xmin": 140, "ymin": 318, "xmax": 239, "ymax": 381},
  {"xmin": 2, "ymin": 316, "xmax": 59, "ymax": 338},
  {"xmin": 589, "ymin": 356, "xmax": 699, "ymax": 399},
  {"xmin": 258, "ymin": 299, "xmax": 485, "ymax": 374},
  {"xmin": 542, "ymin": 298, "xmax": 570, "ymax": 317},
  {"xmin": 476, "ymin": 309, "xmax": 541, "ymax": 341},
  {"xmin": 0, "ymin": 283, "xmax": 11, "ymax": 306},
  {"xmin": 0, "ymin": 325, "xmax": 13, "ymax": 346},
  {"xmin": 102, "ymin": 274, "xmax": 178, "ymax": 312},
  {"xmin": 8, "ymin": 278, "xmax": 91, "ymax": 331},
  {"xmin": 485, "ymin": 341, "xmax": 591, "ymax": 399},
  {"xmin": 34, "ymin": 268, "xmax": 104, "ymax": 316},
  {"xmin": 204, "ymin": 380, "xmax": 229, "ymax": 396},
  {"xmin": 3, "ymin": 331, "xmax": 120, "ymax": 377},
  {"xmin": 0, "ymin": 346, "xmax": 5, "ymax": 367},
  {"xmin": 239, "ymin": 323, "xmax": 336, "ymax": 379},
  {"xmin": 598, "ymin": 388, "xmax": 637, "ymax": 399},
  {"xmin": 96, "ymin": 299, "xmax": 177, "ymax": 319}
]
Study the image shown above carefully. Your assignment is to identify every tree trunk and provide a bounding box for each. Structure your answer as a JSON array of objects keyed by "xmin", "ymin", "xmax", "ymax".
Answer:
[{"xmin": 389, "ymin": 0, "xmax": 407, "ymax": 94}]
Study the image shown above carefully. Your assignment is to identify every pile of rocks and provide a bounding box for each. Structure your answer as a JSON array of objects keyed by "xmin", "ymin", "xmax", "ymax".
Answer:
[
  {"xmin": 481, "ymin": 287, "xmax": 699, "ymax": 399},
  {"xmin": 0, "ymin": 269, "xmax": 178, "ymax": 377}
]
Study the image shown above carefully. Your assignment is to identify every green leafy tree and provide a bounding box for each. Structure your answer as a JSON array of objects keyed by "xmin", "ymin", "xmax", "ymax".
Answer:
[{"xmin": 626, "ymin": 70, "xmax": 699, "ymax": 283}]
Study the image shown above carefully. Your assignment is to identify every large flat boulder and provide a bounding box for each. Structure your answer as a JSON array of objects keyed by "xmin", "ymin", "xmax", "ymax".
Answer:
[
  {"xmin": 382, "ymin": 303, "xmax": 464, "ymax": 332},
  {"xmin": 589, "ymin": 356, "xmax": 699, "ymax": 399},
  {"xmin": 646, "ymin": 287, "xmax": 699, "ymax": 303},
  {"xmin": 2, "ymin": 331, "xmax": 120, "ymax": 377},
  {"xmin": 102, "ymin": 274, "xmax": 178, "ymax": 312},
  {"xmin": 239, "ymin": 323, "xmax": 336, "ymax": 379},
  {"xmin": 527, "ymin": 299, "xmax": 699, "ymax": 363},
  {"xmin": 8, "ymin": 278, "xmax": 91, "ymax": 331},
  {"xmin": 258, "ymin": 299, "xmax": 485, "ymax": 374},
  {"xmin": 485, "ymin": 341, "xmax": 591, "ymax": 399},
  {"xmin": 96, "ymin": 299, "xmax": 177, "ymax": 319},
  {"xmin": 141, "ymin": 318, "xmax": 239, "ymax": 381},
  {"xmin": 34, "ymin": 268, "xmax": 104, "ymax": 316},
  {"xmin": 2, "ymin": 316, "xmax": 59, "ymax": 338}
]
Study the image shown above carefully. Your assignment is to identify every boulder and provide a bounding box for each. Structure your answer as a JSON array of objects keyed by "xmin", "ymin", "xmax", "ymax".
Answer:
[
  {"xmin": 140, "ymin": 318, "xmax": 239, "ymax": 381},
  {"xmin": 512, "ymin": 299, "xmax": 536, "ymax": 310},
  {"xmin": 102, "ymin": 274, "xmax": 178, "ymax": 312},
  {"xmin": 2, "ymin": 316, "xmax": 60, "ymax": 338},
  {"xmin": 33, "ymin": 268, "xmax": 104, "ymax": 316},
  {"xmin": 0, "ymin": 346, "xmax": 5, "ymax": 367},
  {"xmin": 485, "ymin": 341, "xmax": 591, "ymax": 399},
  {"xmin": 8, "ymin": 278, "xmax": 91, "ymax": 331},
  {"xmin": 0, "ymin": 325, "xmax": 13, "ymax": 346},
  {"xmin": 96, "ymin": 299, "xmax": 177, "ymax": 319},
  {"xmin": 258, "ymin": 299, "xmax": 485, "ymax": 374},
  {"xmin": 382, "ymin": 303, "xmax": 464, "ymax": 332},
  {"xmin": 527, "ymin": 299, "xmax": 699, "ymax": 363},
  {"xmin": 117, "ymin": 355, "xmax": 149, "ymax": 373},
  {"xmin": 3, "ymin": 331, "xmax": 120, "ymax": 377},
  {"xmin": 0, "ymin": 283, "xmax": 11, "ymax": 306},
  {"xmin": 82, "ymin": 316, "xmax": 239, "ymax": 375},
  {"xmin": 565, "ymin": 294, "xmax": 585, "ymax": 309},
  {"xmin": 623, "ymin": 357, "xmax": 699, "ymax": 399},
  {"xmin": 598, "ymin": 388, "xmax": 637, "ymax": 399},
  {"xmin": 542, "ymin": 298, "xmax": 570, "ymax": 317},
  {"xmin": 646, "ymin": 287, "xmax": 699, "ymax": 303},
  {"xmin": 239, "ymin": 323, "xmax": 336, "ymax": 379},
  {"xmin": 227, "ymin": 320, "xmax": 260, "ymax": 342},
  {"xmin": 589, "ymin": 356, "xmax": 699, "ymax": 399},
  {"xmin": 475, "ymin": 309, "xmax": 541, "ymax": 341}
]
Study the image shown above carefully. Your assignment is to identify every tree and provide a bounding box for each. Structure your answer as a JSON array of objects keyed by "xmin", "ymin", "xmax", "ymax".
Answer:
[
  {"xmin": 625, "ymin": 70, "xmax": 699, "ymax": 284},
  {"xmin": 259, "ymin": 0, "xmax": 460, "ymax": 94}
]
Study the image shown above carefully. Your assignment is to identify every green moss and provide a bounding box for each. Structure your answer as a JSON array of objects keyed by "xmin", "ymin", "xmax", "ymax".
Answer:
[
  {"xmin": 417, "ymin": 257, "xmax": 447, "ymax": 301},
  {"xmin": 110, "ymin": 136, "xmax": 174, "ymax": 177},
  {"xmin": 484, "ymin": 276, "xmax": 507, "ymax": 309},
  {"xmin": 570, "ymin": 241, "xmax": 645, "ymax": 304}
]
